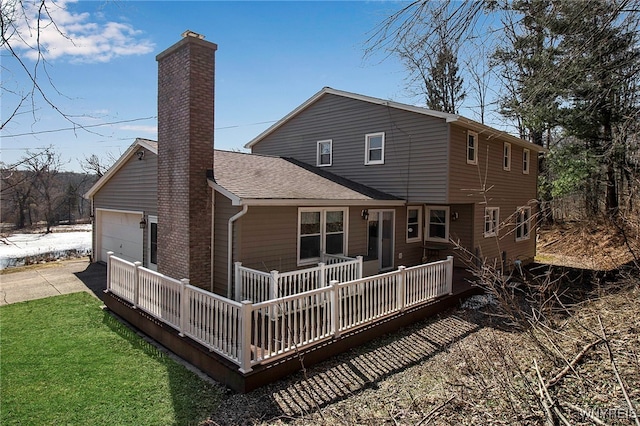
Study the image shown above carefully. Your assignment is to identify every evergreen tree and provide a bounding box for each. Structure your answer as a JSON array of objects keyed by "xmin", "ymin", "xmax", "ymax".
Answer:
[{"xmin": 424, "ymin": 41, "xmax": 466, "ymax": 113}]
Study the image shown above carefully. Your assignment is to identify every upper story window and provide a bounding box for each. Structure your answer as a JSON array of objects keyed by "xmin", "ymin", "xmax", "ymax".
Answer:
[
  {"xmin": 365, "ymin": 132, "xmax": 385, "ymax": 165},
  {"xmin": 467, "ymin": 131, "xmax": 478, "ymax": 165},
  {"xmin": 298, "ymin": 208, "xmax": 348, "ymax": 265},
  {"xmin": 484, "ymin": 207, "xmax": 500, "ymax": 237},
  {"xmin": 426, "ymin": 206, "xmax": 450, "ymax": 242},
  {"xmin": 503, "ymin": 142, "xmax": 511, "ymax": 171},
  {"xmin": 523, "ymin": 148, "xmax": 530, "ymax": 174},
  {"xmin": 317, "ymin": 140, "xmax": 332, "ymax": 167},
  {"xmin": 406, "ymin": 206, "xmax": 422, "ymax": 243},
  {"xmin": 516, "ymin": 206, "xmax": 532, "ymax": 241}
]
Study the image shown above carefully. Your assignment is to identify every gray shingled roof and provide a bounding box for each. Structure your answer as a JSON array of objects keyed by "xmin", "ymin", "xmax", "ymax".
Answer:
[{"xmin": 212, "ymin": 150, "xmax": 402, "ymax": 204}]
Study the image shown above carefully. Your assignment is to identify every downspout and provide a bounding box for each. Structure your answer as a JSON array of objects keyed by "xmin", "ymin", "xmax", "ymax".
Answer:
[
  {"xmin": 227, "ymin": 204, "xmax": 249, "ymax": 299},
  {"xmin": 210, "ymin": 192, "xmax": 215, "ymax": 293}
]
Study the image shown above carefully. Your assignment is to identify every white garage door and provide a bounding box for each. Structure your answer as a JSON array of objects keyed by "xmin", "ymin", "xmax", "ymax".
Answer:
[{"xmin": 97, "ymin": 210, "xmax": 143, "ymax": 263}]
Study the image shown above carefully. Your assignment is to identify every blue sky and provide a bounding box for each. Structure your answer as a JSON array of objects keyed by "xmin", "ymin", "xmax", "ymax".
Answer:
[{"xmin": 1, "ymin": 0, "xmax": 504, "ymax": 172}]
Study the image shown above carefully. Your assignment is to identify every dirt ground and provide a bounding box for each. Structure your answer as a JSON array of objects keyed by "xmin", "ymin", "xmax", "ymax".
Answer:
[{"xmin": 536, "ymin": 220, "xmax": 639, "ymax": 271}]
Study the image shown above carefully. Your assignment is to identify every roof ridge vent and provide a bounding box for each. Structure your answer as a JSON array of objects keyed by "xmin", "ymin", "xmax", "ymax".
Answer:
[{"xmin": 181, "ymin": 30, "xmax": 205, "ymax": 39}]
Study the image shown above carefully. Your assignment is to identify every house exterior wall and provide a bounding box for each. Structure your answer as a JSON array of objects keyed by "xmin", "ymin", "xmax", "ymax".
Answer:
[
  {"xmin": 92, "ymin": 149, "xmax": 158, "ymax": 214},
  {"xmin": 92, "ymin": 148, "xmax": 158, "ymax": 266},
  {"xmin": 447, "ymin": 123, "xmax": 538, "ymax": 264},
  {"xmin": 443, "ymin": 203, "xmax": 475, "ymax": 266},
  {"xmin": 250, "ymin": 94, "xmax": 450, "ymax": 204},
  {"xmin": 234, "ymin": 205, "xmax": 424, "ymax": 277},
  {"xmin": 213, "ymin": 191, "xmax": 240, "ymax": 296}
]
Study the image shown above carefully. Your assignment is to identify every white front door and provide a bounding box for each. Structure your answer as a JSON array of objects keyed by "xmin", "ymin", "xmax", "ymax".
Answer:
[{"xmin": 367, "ymin": 210, "xmax": 395, "ymax": 271}]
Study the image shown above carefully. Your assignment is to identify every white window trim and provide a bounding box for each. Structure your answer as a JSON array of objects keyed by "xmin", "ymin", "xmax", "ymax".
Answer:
[
  {"xmin": 503, "ymin": 142, "xmax": 511, "ymax": 171},
  {"xmin": 317, "ymin": 139, "xmax": 332, "ymax": 167},
  {"xmin": 467, "ymin": 131, "xmax": 478, "ymax": 165},
  {"xmin": 147, "ymin": 215, "xmax": 158, "ymax": 271},
  {"xmin": 523, "ymin": 148, "xmax": 530, "ymax": 174},
  {"xmin": 406, "ymin": 206, "xmax": 422, "ymax": 243},
  {"xmin": 364, "ymin": 132, "xmax": 385, "ymax": 165},
  {"xmin": 484, "ymin": 207, "xmax": 500, "ymax": 238},
  {"xmin": 297, "ymin": 207, "xmax": 349, "ymax": 265},
  {"xmin": 425, "ymin": 205, "xmax": 450, "ymax": 243},
  {"xmin": 516, "ymin": 206, "xmax": 532, "ymax": 241}
]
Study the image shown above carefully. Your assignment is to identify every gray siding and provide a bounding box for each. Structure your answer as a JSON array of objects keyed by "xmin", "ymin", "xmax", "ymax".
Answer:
[
  {"xmin": 235, "ymin": 205, "xmax": 424, "ymax": 277},
  {"xmin": 92, "ymin": 148, "xmax": 158, "ymax": 267},
  {"xmin": 93, "ymin": 147, "xmax": 158, "ymax": 214},
  {"xmin": 251, "ymin": 94, "xmax": 449, "ymax": 204},
  {"xmin": 448, "ymin": 124, "xmax": 538, "ymax": 264},
  {"xmin": 213, "ymin": 192, "xmax": 240, "ymax": 296}
]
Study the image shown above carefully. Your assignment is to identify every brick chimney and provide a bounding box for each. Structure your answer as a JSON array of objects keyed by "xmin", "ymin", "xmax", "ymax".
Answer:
[{"xmin": 156, "ymin": 31, "xmax": 217, "ymax": 288}]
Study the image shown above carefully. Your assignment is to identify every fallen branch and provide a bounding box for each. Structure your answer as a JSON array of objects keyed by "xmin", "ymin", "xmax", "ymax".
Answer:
[
  {"xmin": 598, "ymin": 315, "xmax": 640, "ymax": 426},
  {"xmin": 534, "ymin": 359, "xmax": 556, "ymax": 426},
  {"xmin": 546, "ymin": 338, "xmax": 604, "ymax": 387},
  {"xmin": 416, "ymin": 396, "xmax": 455, "ymax": 426},
  {"xmin": 534, "ymin": 359, "xmax": 571, "ymax": 426}
]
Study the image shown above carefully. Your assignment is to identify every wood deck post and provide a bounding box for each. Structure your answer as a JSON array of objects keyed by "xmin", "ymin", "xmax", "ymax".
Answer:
[
  {"xmin": 330, "ymin": 280, "xmax": 340, "ymax": 338},
  {"xmin": 133, "ymin": 261, "xmax": 142, "ymax": 309},
  {"xmin": 318, "ymin": 262, "xmax": 325, "ymax": 288},
  {"xmin": 269, "ymin": 270, "xmax": 279, "ymax": 300},
  {"xmin": 446, "ymin": 256, "xmax": 454, "ymax": 295},
  {"xmin": 179, "ymin": 278, "xmax": 190, "ymax": 337},
  {"xmin": 356, "ymin": 256, "xmax": 363, "ymax": 279},
  {"xmin": 106, "ymin": 251, "xmax": 114, "ymax": 292},
  {"xmin": 239, "ymin": 300, "xmax": 253, "ymax": 373},
  {"xmin": 397, "ymin": 266, "xmax": 406, "ymax": 312},
  {"xmin": 234, "ymin": 262, "xmax": 242, "ymax": 301}
]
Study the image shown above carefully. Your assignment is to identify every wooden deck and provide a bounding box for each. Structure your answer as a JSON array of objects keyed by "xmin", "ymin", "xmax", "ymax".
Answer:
[{"xmin": 104, "ymin": 266, "xmax": 480, "ymax": 393}]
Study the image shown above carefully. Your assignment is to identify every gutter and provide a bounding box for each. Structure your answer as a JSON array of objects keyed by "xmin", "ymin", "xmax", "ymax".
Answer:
[{"xmin": 227, "ymin": 205, "xmax": 249, "ymax": 299}]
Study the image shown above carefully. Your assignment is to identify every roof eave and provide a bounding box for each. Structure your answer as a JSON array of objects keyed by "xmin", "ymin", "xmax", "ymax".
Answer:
[{"xmin": 236, "ymin": 198, "xmax": 406, "ymax": 207}]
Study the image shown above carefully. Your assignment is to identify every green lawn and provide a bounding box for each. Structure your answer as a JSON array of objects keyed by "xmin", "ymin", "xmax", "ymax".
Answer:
[{"xmin": 0, "ymin": 292, "xmax": 223, "ymax": 425}]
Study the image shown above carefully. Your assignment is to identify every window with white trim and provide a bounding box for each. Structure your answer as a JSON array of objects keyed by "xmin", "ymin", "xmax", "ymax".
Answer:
[
  {"xmin": 516, "ymin": 206, "xmax": 532, "ymax": 241},
  {"xmin": 365, "ymin": 132, "xmax": 385, "ymax": 165},
  {"xmin": 426, "ymin": 206, "xmax": 449, "ymax": 242},
  {"xmin": 317, "ymin": 140, "xmax": 332, "ymax": 166},
  {"xmin": 484, "ymin": 207, "xmax": 500, "ymax": 237},
  {"xmin": 523, "ymin": 148, "xmax": 530, "ymax": 174},
  {"xmin": 298, "ymin": 208, "xmax": 348, "ymax": 264},
  {"xmin": 467, "ymin": 131, "xmax": 478, "ymax": 165},
  {"xmin": 406, "ymin": 206, "xmax": 422, "ymax": 243},
  {"xmin": 503, "ymin": 142, "xmax": 511, "ymax": 171}
]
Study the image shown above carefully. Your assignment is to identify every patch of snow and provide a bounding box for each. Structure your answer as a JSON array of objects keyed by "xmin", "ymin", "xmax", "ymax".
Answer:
[
  {"xmin": 461, "ymin": 294, "xmax": 497, "ymax": 310},
  {"xmin": 0, "ymin": 229, "xmax": 92, "ymax": 270}
]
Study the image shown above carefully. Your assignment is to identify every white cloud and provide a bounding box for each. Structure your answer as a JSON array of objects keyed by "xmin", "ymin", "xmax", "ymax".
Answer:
[
  {"xmin": 9, "ymin": 0, "xmax": 155, "ymax": 63},
  {"xmin": 118, "ymin": 124, "xmax": 157, "ymax": 134}
]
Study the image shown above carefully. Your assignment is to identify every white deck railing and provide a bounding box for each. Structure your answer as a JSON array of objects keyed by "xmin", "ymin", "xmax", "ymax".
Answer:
[
  {"xmin": 107, "ymin": 252, "xmax": 454, "ymax": 373},
  {"xmin": 234, "ymin": 255, "xmax": 363, "ymax": 303}
]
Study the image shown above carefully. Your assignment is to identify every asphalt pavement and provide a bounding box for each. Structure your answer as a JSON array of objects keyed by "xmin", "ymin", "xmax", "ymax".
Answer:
[{"xmin": 0, "ymin": 258, "xmax": 107, "ymax": 306}]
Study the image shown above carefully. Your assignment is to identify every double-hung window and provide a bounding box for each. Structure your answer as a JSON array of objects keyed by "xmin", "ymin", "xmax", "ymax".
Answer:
[
  {"xmin": 467, "ymin": 131, "xmax": 478, "ymax": 165},
  {"xmin": 317, "ymin": 140, "xmax": 332, "ymax": 167},
  {"xmin": 298, "ymin": 208, "xmax": 347, "ymax": 264},
  {"xmin": 516, "ymin": 206, "xmax": 532, "ymax": 241},
  {"xmin": 365, "ymin": 132, "xmax": 385, "ymax": 165},
  {"xmin": 426, "ymin": 206, "xmax": 449, "ymax": 242},
  {"xmin": 523, "ymin": 149, "xmax": 530, "ymax": 174},
  {"xmin": 406, "ymin": 206, "xmax": 422, "ymax": 243},
  {"xmin": 503, "ymin": 142, "xmax": 511, "ymax": 171},
  {"xmin": 484, "ymin": 207, "xmax": 500, "ymax": 237}
]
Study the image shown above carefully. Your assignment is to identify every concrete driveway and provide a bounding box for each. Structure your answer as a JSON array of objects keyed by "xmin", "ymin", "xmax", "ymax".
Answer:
[{"xmin": 0, "ymin": 258, "xmax": 107, "ymax": 306}]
